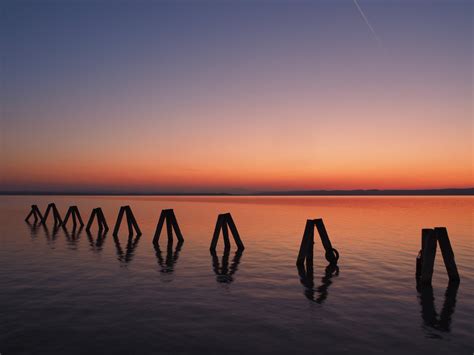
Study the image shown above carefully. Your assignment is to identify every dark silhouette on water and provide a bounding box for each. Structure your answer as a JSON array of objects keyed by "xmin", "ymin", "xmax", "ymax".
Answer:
[
  {"xmin": 416, "ymin": 227, "xmax": 460, "ymax": 285},
  {"xmin": 25, "ymin": 220, "xmax": 42, "ymax": 238},
  {"xmin": 64, "ymin": 224, "xmax": 83, "ymax": 248},
  {"xmin": 210, "ymin": 248, "xmax": 243, "ymax": 284},
  {"xmin": 113, "ymin": 206, "xmax": 141, "ymax": 237},
  {"xmin": 297, "ymin": 260, "xmax": 339, "ymax": 303},
  {"xmin": 41, "ymin": 222, "xmax": 61, "ymax": 243},
  {"xmin": 154, "ymin": 240, "xmax": 183, "ymax": 273},
  {"xmin": 41, "ymin": 203, "xmax": 63, "ymax": 227},
  {"xmin": 61, "ymin": 206, "xmax": 84, "ymax": 230},
  {"xmin": 113, "ymin": 232, "xmax": 141, "ymax": 264},
  {"xmin": 153, "ymin": 209, "xmax": 184, "ymax": 244},
  {"xmin": 210, "ymin": 213, "xmax": 244, "ymax": 251},
  {"xmin": 25, "ymin": 204, "xmax": 44, "ymax": 225},
  {"xmin": 86, "ymin": 229, "xmax": 107, "ymax": 252},
  {"xmin": 417, "ymin": 281, "xmax": 459, "ymax": 334},
  {"xmin": 297, "ymin": 219, "xmax": 339, "ymax": 267},
  {"xmin": 86, "ymin": 207, "xmax": 109, "ymax": 233}
]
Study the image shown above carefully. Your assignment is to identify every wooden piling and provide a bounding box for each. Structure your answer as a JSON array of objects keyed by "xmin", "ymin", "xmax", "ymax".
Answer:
[
  {"xmin": 153, "ymin": 209, "xmax": 184, "ymax": 244},
  {"xmin": 41, "ymin": 203, "xmax": 63, "ymax": 226},
  {"xmin": 25, "ymin": 204, "xmax": 44, "ymax": 224},
  {"xmin": 314, "ymin": 219, "xmax": 339, "ymax": 264},
  {"xmin": 435, "ymin": 227, "xmax": 460, "ymax": 283},
  {"xmin": 210, "ymin": 213, "xmax": 244, "ymax": 251},
  {"xmin": 86, "ymin": 208, "xmax": 109, "ymax": 233},
  {"xmin": 420, "ymin": 228, "xmax": 437, "ymax": 285},
  {"xmin": 297, "ymin": 220, "xmax": 314, "ymax": 266},
  {"xmin": 61, "ymin": 206, "xmax": 84, "ymax": 229},
  {"xmin": 113, "ymin": 206, "xmax": 141, "ymax": 237},
  {"xmin": 297, "ymin": 218, "xmax": 339, "ymax": 266}
]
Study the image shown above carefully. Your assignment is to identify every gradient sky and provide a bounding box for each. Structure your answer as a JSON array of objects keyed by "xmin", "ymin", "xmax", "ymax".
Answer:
[{"xmin": 1, "ymin": 0, "xmax": 472, "ymax": 193}]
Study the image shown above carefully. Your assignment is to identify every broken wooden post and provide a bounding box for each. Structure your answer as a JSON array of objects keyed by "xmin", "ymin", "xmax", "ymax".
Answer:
[
  {"xmin": 41, "ymin": 203, "xmax": 63, "ymax": 226},
  {"xmin": 296, "ymin": 218, "xmax": 339, "ymax": 266},
  {"xmin": 417, "ymin": 227, "xmax": 460, "ymax": 285},
  {"xmin": 420, "ymin": 228, "xmax": 437, "ymax": 285},
  {"xmin": 25, "ymin": 205, "xmax": 44, "ymax": 224},
  {"xmin": 210, "ymin": 213, "xmax": 244, "ymax": 251},
  {"xmin": 314, "ymin": 219, "xmax": 339, "ymax": 264},
  {"xmin": 153, "ymin": 209, "xmax": 184, "ymax": 244},
  {"xmin": 113, "ymin": 206, "xmax": 141, "ymax": 237},
  {"xmin": 61, "ymin": 206, "xmax": 84, "ymax": 229},
  {"xmin": 85, "ymin": 207, "xmax": 109, "ymax": 233},
  {"xmin": 435, "ymin": 227, "xmax": 460, "ymax": 283}
]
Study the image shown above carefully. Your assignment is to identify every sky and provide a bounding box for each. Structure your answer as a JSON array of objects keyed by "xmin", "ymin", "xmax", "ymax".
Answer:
[{"xmin": 1, "ymin": 0, "xmax": 472, "ymax": 193}]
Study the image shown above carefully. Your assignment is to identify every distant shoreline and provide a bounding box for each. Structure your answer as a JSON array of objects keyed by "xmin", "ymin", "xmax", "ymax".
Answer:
[{"xmin": 1, "ymin": 188, "xmax": 473, "ymax": 196}]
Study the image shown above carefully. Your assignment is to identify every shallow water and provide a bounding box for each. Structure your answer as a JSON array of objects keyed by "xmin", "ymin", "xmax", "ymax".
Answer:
[{"xmin": 1, "ymin": 196, "xmax": 472, "ymax": 354}]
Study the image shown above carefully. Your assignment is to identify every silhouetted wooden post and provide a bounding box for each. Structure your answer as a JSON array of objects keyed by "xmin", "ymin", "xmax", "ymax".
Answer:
[
  {"xmin": 297, "ymin": 220, "xmax": 314, "ymax": 266},
  {"xmin": 86, "ymin": 208, "xmax": 109, "ymax": 233},
  {"xmin": 153, "ymin": 209, "xmax": 184, "ymax": 244},
  {"xmin": 297, "ymin": 218, "xmax": 339, "ymax": 266},
  {"xmin": 420, "ymin": 228, "xmax": 437, "ymax": 285},
  {"xmin": 25, "ymin": 205, "xmax": 44, "ymax": 224},
  {"xmin": 435, "ymin": 227, "xmax": 460, "ymax": 283},
  {"xmin": 41, "ymin": 203, "xmax": 63, "ymax": 226},
  {"xmin": 210, "ymin": 213, "xmax": 244, "ymax": 251},
  {"xmin": 314, "ymin": 218, "xmax": 339, "ymax": 264},
  {"xmin": 113, "ymin": 206, "xmax": 141, "ymax": 236},
  {"xmin": 61, "ymin": 206, "xmax": 84, "ymax": 229}
]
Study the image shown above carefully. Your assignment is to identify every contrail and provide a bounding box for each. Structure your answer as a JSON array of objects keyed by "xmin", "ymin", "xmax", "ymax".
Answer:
[{"xmin": 353, "ymin": 0, "xmax": 381, "ymax": 45}]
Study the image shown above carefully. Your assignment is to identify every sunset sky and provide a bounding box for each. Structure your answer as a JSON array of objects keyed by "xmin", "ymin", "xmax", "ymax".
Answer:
[{"xmin": 1, "ymin": 0, "xmax": 472, "ymax": 193}]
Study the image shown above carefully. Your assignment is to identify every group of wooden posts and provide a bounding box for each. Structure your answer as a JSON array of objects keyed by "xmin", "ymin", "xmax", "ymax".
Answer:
[{"xmin": 26, "ymin": 203, "xmax": 460, "ymax": 286}]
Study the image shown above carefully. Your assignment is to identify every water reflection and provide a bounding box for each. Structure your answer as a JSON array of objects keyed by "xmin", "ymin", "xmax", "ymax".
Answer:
[
  {"xmin": 63, "ymin": 224, "xmax": 83, "ymax": 249},
  {"xmin": 86, "ymin": 229, "xmax": 107, "ymax": 253},
  {"xmin": 417, "ymin": 281, "xmax": 459, "ymax": 336},
  {"xmin": 154, "ymin": 240, "xmax": 183, "ymax": 273},
  {"xmin": 113, "ymin": 233, "xmax": 141, "ymax": 264},
  {"xmin": 41, "ymin": 223, "xmax": 61, "ymax": 243},
  {"xmin": 297, "ymin": 262, "xmax": 339, "ymax": 303},
  {"xmin": 25, "ymin": 220, "xmax": 42, "ymax": 239},
  {"xmin": 210, "ymin": 249, "xmax": 243, "ymax": 284}
]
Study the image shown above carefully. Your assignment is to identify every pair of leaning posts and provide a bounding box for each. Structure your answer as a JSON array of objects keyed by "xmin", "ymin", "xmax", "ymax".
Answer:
[{"xmin": 416, "ymin": 227, "xmax": 460, "ymax": 285}]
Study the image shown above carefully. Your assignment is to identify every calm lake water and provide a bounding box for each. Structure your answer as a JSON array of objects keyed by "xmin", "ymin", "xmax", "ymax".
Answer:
[{"xmin": 1, "ymin": 196, "xmax": 472, "ymax": 354}]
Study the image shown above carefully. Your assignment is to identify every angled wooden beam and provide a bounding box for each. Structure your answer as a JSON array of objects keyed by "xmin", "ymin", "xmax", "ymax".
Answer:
[
  {"xmin": 297, "ymin": 220, "xmax": 314, "ymax": 266},
  {"xmin": 86, "ymin": 207, "xmax": 108, "ymax": 233},
  {"xmin": 25, "ymin": 205, "xmax": 44, "ymax": 224},
  {"xmin": 153, "ymin": 209, "xmax": 184, "ymax": 244},
  {"xmin": 210, "ymin": 213, "xmax": 244, "ymax": 252},
  {"xmin": 435, "ymin": 227, "xmax": 460, "ymax": 283},
  {"xmin": 41, "ymin": 203, "xmax": 62, "ymax": 226},
  {"xmin": 113, "ymin": 206, "xmax": 140, "ymax": 237},
  {"xmin": 420, "ymin": 228, "xmax": 437, "ymax": 285},
  {"xmin": 62, "ymin": 206, "xmax": 84, "ymax": 229},
  {"xmin": 314, "ymin": 218, "xmax": 339, "ymax": 264}
]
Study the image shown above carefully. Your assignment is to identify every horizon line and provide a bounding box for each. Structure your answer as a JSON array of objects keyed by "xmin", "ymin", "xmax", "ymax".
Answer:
[{"xmin": 1, "ymin": 188, "xmax": 473, "ymax": 196}]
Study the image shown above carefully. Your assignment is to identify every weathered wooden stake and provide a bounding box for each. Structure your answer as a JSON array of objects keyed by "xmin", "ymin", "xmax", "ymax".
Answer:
[
  {"xmin": 297, "ymin": 219, "xmax": 339, "ymax": 266},
  {"xmin": 153, "ymin": 209, "xmax": 184, "ymax": 244},
  {"xmin": 86, "ymin": 208, "xmax": 109, "ymax": 233},
  {"xmin": 61, "ymin": 206, "xmax": 84, "ymax": 229},
  {"xmin": 25, "ymin": 204, "xmax": 44, "ymax": 224},
  {"xmin": 435, "ymin": 227, "xmax": 460, "ymax": 283},
  {"xmin": 420, "ymin": 228, "xmax": 437, "ymax": 285},
  {"xmin": 210, "ymin": 213, "xmax": 244, "ymax": 251},
  {"xmin": 113, "ymin": 206, "xmax": 141, "ymax": 237},
  {"xmin": 41, "ymin": 203, "xmax": 63, "ymax": 226}
]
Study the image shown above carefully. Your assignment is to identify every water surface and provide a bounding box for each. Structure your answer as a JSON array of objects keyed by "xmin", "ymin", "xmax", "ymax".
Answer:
[{"xmin": 1, "ymin": 196, "xmax": 472, "ymax": 354}]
